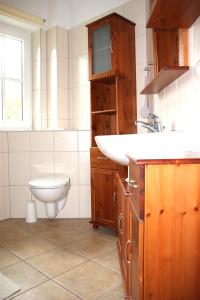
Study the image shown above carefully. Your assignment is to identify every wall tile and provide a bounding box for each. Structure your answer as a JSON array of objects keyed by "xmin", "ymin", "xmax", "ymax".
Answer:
[
  {"xmin": 30, "ymin": 152, "xmax": 54, "ymax": 179},
  {"xmin": 2, "ymin": 153, "xmax": 9, "ymax": 186},
  {"xmin": 4, "ymin": 187, "xmax": 10, "ymax": 219},
  {"xmin": 0, "ymin": 154, "xmax": 3, "ymax": 187},
  {"xmin": 10, "ymin": 186, "xmax": 31, "ymax": 218},
  {"xmin": 47, "ymin": 57, "xmax": 57, "ymax": 90},
  {"xmin": 54, "ymin": 152, "xmax": 78, "ymax": 185},
  {"xmin": 57, "ymin": 58, "xmax": 68, "ymax": 88},
  {"xmin": 0, "ymin": 188, "xmax": 5, "ymax": 220},
  {"xmin": 54, "ymin": 131, "xmax": 78, "ymax": 151},
  {"xmin": 31, "ymin": 30, "xmax": 40, "ymax": 61},
  {"xmin": 57, "ymin": 26, "xmax": 69, "ymax": 58},
  {"xmin": 32, "ymin": 59, "xmax": 41, "ymax": 90},
  {"xmin": 9, "ymin": 153, "xmax": 30, "ymax": 186},
  {"xmin": 30, "ymin": 132, "xmax": 53, "ymax": 152},
  {"xmin": 69, "ymin": 25, "xmax": 88, "ymax": 58},
  {"xmin": 47, "ymin": 27, "xmax": 57, "ymax": 59},
  {"xmin": 79, "ymin": 185, "xmax": 91, "ymax": 218},
  {"xmin": 69, "ymin": 85, "xmax": 90, "ymax": 119},
  {"xmin": 8, "ymin": 132, "xmax": 29, "ymax": 152},
  {"xmin": 57, "ymin": 88, "xmax": 69, "ymax": 119},
  {"xmin": 72, "ymin": 54, "xmax": 89, "ymax": 88},
  {"xmin": 0, "ymin": 132, "xmax": 8, "ymax": 153},
  {"xmin": 78, "ymin": 152, "xmax": 90, "ymax": 185},
  {"xmin": 78, "ymin": 131, "xmax": 91, "ymax": 151}
]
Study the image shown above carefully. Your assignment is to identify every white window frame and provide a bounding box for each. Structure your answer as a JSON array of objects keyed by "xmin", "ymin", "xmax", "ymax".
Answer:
[{"xmin": 0, "ymin": 21, "xmax": 32, "ymax": 130}]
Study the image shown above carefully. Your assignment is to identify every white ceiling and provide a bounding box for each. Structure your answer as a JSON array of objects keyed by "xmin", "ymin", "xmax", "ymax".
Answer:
[{"xmin": 1, "ymin": 0, "xmax": 131, "ymax": 29}]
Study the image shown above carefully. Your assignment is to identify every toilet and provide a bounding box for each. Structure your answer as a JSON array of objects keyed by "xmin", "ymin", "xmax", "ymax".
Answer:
[{"xmin": 29, "ymin": 174, "xmax": 70, "ymax": 218}]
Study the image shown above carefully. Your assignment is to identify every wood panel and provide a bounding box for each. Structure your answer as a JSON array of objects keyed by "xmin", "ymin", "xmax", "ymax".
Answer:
[
  {"xmin": 91, "ymin": 77, "xmax": 116, "ymax": 112},
  {"xmin": 147, "ymin": 0, "xmax": 200, "ymax": 29},
  {"xmin": 91, "ymin": 168, "xmax": 117, "ymax": 229},
  {"xmin": 91, "ymin": 113, "xmax": 117, "ymax": 147},
  {"xmin": 141, "ymin": 66, "xmax": 189, "ymax": 94},
  {"xmin": 144, "ymin": 164, "xmax": 200, "ymax": 300},
  {"xmin": 90, "ymin": 147, "xmax": 117, "ymax": 170}
]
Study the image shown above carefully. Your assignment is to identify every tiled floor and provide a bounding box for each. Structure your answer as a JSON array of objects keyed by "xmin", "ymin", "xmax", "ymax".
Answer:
[{"xmin": 0, "ymin": 219, "xmax": 124, "ymax": 299}]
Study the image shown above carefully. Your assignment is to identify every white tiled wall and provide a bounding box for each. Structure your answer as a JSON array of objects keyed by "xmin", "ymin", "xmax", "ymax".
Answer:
[
  {"xmin": 0, "ymin": 133, "xmax": 10, "ymax": 220},
  {"xmin": 156, "ymin": 17, "xmax": 200, "ymax": 133},
  {"xmin": 47, "ymin": 26, "xmax": 69, "ymax": 129},
  {"xmin": 7, "ymin": 130, "xmax": 91, "ymax": 219}
]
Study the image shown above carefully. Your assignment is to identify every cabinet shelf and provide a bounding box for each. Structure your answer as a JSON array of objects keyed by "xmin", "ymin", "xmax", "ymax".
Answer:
[
  {"xmin": 91, "ymin": 109, "xmax": 116, "ymax": 115},
  {"xmin": 141, "ymin": 66, "xmax": 189, "ymax": 95},
  {"xmin": 147, "ymin": 0, "xmax": 200, "ymax": 29}
]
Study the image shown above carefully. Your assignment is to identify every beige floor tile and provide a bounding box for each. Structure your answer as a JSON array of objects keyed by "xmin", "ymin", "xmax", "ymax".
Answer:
[
  {"xmin": 96, "ymin": 229, "xmax": 118, "ymax": 242},
  {"xmin": 0, "ymin": 246, "xmax": 20, "ymax": 269},
  {"xmin": 55, "ymin": 261, "xmax": 121, "ymax": 300},
  {"xmin": 41, "ymin": 227, "xmax": 93, "ymax": 246},
  {"xmin": 0, "ymin": 227, "xmax": 28, "ymax": 247},
  {"xmin": 13, "ymin": 219, "xmax": 51, "ymax": 237},
  {"xmin": 93, "ymin": 249, "xmax": 120, "ymax": 273},
  {"xmin": 27, "ymin": 247, "xmax": 88, "ymax": 278},
  {"xmin": 12, "ymin": 280, "xmax": 79, "ymax": 300},
  {"xmin": 64, "ymin": 235, "xmax": 117, "ymax": 259},
  {"xmin": 7, "ymin": 237, "xmax": 57, "ymax": 259},
  {"xmin": 95, "ymin": 283, "xmax": 124, "ymax": 300},
  {"xmin": 1, "ymin": 261, "xmax": 47, "ymax": 295}
]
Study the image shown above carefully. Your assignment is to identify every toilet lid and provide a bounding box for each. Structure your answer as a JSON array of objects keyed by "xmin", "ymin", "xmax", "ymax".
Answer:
[{"xmin": 29, "ymin": 175, "xmax": 70, "ymax": 188}]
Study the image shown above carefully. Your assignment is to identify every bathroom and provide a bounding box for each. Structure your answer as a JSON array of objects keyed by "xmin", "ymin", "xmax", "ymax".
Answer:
[{"xmin": 0, "ymin": 0, "xmax": 200, "ymax": 299}]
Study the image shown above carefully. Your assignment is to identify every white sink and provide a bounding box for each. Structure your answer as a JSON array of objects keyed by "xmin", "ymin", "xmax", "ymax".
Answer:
[{"xmin": 95, "ymin": 132, "xmax": 200, "ymax": 165}]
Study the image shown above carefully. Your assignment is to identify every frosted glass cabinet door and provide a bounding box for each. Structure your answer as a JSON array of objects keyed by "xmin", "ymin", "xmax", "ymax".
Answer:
[{"xmin": 92, "ymin": 24, "xmax": 112, "ymax": 75}]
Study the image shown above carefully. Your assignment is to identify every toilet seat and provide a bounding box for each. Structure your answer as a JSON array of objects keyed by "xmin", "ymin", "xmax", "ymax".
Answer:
[{"xmin": 29, "ymin": 175, "xmax": 70, "ymax": 189}]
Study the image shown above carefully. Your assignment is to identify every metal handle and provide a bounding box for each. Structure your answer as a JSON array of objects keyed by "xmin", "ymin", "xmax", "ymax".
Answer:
[
  {"xmin": 113, "ymin": 192, "xmax": 117, "ymax": 207},
  {"xmin": 118, "ymin": 213, "xmax": 123, "ymax": 235},
  {"xmin": 125, "ymin": 240, "xmax": 131, "ymax": 264},
  {"xmin": 110, "ymin": 38, "xmax": 113, "ymax": 53},
  {"xmin": 129, "ymin": 179, "xmax": 139, "ymax": 189},
  {"xmin": 96, "ymin": 156, "xmax": 108, "ymax": 160}
]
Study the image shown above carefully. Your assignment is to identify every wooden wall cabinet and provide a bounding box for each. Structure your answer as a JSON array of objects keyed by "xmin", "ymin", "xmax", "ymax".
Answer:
[
  {"xmin": 141, "ymin": 0, "xmax": 192, "ymax": 95},
  {"xmin": 118, "ymin": 159, "xmax": 200, "ymax": 300},
  {"xmin": 87, "ymin": 13, "xmax": 137, "ymax": 230}
]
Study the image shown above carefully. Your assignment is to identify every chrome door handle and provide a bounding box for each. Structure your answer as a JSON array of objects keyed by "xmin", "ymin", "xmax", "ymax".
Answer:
[
  {"xmin": 129, "ymin": 179, "xmax": 139, "ymax": 189},
  {"xmin": 125, "ymin": 240, "xmax": 131, "ymax": 264},
  {"xmin": 110, "ymin": 37, "xmax": 113, "ymax": 53}
]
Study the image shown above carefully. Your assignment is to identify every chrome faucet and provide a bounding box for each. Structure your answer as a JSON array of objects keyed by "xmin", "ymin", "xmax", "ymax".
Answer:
[{"xmin": 135, "ymin": 113, "xmax": 164, "ymax": 133}]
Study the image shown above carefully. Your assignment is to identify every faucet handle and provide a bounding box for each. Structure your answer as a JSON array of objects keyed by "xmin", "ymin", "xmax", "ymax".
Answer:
[{"xmin": 149, "ymin": 113, "xmax": 160, "ymax": 123}]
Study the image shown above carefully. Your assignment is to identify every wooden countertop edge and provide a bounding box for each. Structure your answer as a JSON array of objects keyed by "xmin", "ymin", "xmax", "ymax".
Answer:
[{"xmin": 130, "ymin": 158, "xmax": 200, "ymax": 165}]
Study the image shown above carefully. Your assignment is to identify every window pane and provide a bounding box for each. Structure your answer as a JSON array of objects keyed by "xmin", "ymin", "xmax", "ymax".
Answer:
[
  {"xmin": 4, "ymin": 36, "xmax": 23, "ymax": 80},
  {"xmin": 4, "ymin": 80, "xmax": 22, "ymax": 121}
]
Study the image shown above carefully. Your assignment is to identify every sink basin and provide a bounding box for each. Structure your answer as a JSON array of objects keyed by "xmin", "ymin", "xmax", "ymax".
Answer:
[{"xmin": 95, "ymin": 132, "xmax": 200, "ymax": 165}]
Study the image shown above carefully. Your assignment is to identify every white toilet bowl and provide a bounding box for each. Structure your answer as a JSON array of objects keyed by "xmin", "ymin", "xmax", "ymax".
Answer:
[{"xmin": 29, "ymin": 174, "xmax": 70, "ymax": 218}]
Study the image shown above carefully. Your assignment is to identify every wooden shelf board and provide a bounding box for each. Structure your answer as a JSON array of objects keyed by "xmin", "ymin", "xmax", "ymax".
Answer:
[
  {"xmin": 147, "ymin": 0, "xmax": 200, "ymax": 29},
  {"xmin": 91, "ymin": 109, "xmax": 117, "ymax": 115},
  {"xmin": 141, "ymin": 66, "xmax": 189, "ymax": 95}
]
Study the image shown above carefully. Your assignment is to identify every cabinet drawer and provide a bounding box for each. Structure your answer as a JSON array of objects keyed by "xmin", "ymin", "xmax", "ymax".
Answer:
[{"xmin": 90, "ymin": 147, "xmax": 118, "ymax": 170}]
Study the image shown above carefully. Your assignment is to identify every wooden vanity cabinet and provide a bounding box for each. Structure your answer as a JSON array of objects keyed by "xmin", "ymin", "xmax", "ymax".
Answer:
[
  {"xmin": 87, "ymin": 13, "xmax": 137, "ymax": 230},
  {"xmin": 119, "ymin": 159, "xmax": 200, "ymax": 300}
]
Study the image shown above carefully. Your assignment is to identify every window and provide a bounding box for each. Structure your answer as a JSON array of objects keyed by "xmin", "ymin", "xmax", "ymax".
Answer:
[{"xmin": 0, "ymin": 22, "xmax": 31, "ymax": 130}]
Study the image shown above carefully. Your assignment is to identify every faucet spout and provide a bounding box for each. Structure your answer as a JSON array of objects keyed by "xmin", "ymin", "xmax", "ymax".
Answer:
[
  {"xmin": 135, "ymin": 121, "xmax": 158, "ymax": 133},
  {"xmin": 135, "ymin": 114, "xmax": 164, "ymax": 133}
]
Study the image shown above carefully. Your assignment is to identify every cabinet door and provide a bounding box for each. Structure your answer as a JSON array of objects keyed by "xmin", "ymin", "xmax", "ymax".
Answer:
[
  {"xmin": 88, "ymin": 18, "xmax": 115, "ymax": 80},
  {"xmin": 117, "ymin": 176, "xmax": 131, "ymax": 298},
  {"xmin": 129, "ymin": 203, "xmax": 144, "ymax": 300},
  {"xmin": 91, "ymin": 168, "xmax": 117, "ymax": 229}
]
